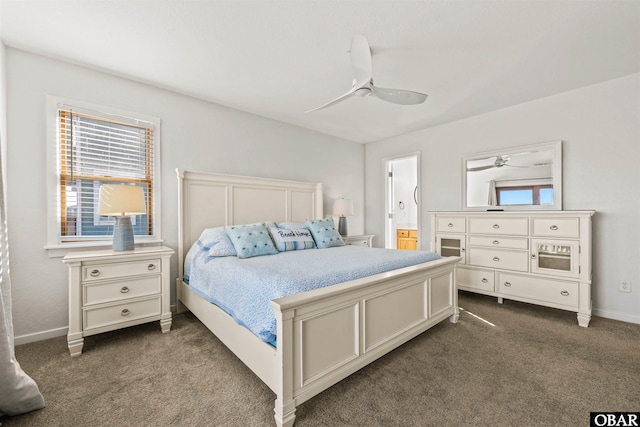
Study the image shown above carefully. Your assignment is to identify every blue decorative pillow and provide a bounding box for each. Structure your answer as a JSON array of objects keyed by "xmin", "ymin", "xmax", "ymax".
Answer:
[
  {"xmin": 268, "ymin": 227, "xmax": 316, "ymax": 251},
  {"xmin": 197, "ymin": 227, "xmax": 237, "ymax": 257},
  {"xmin": 225, "ymin": 223, "xmax": 279, "ymax": 259},
  {"xmin": 306, "ymin": 218, "xmax": 345, "ymax": 249}
]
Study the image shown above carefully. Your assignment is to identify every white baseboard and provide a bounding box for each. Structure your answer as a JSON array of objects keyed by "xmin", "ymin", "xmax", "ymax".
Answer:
[
  {"xmin": 15, "ymin": 307, "xmax": 180, "ymax": 346},
  {"xmin": 592, "ymin": 308, "xmax": 640, "ymax": 325},
  {"xmin": 15, "ymin": 326, "xmax": 67, "ymax": 346}
]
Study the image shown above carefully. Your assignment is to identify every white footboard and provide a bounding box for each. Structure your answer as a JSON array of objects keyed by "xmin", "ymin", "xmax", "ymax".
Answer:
[{"xmin": 270, "ymin": 256, "xmax": 459, "ymax": 427}]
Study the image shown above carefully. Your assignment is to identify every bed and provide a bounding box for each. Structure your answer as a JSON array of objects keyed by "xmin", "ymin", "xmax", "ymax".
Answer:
[{"xmin": 176, "ymin": 169, "xmax": 460, "ymax": 427}]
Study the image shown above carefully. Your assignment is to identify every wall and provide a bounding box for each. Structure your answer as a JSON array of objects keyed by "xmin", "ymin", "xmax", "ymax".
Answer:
[
  {"xmin": 366, "ymin": 73, "xmax": 640, "ymax": 324},
  {"xmin": 5, "ymin": 48, "xmax": 365, "ymax": 342}
]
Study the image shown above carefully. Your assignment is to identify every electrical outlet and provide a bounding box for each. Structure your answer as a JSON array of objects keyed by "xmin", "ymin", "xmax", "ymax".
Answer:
[{"xmin": 618, "ymin": 280, "xmax": 632, "ymax": 293}]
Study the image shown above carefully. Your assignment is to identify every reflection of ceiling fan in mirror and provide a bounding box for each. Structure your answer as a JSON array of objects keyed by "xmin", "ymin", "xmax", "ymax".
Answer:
[{"xmin": 467, "ymin": 155, "xmax": 550, "ymax": 172}]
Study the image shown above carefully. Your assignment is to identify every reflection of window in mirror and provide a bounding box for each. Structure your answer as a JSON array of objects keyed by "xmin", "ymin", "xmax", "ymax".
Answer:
[
  {"xmin": 496, "ymin": 184, "xmax": 553, "ymax": 206},
  {"xmin": 463, "ymin": 140, "xmax": 562, "ymax": 211}
]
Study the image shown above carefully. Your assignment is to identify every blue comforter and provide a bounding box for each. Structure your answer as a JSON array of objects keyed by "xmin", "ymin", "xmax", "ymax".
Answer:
[{"xmin": 186, "ymin": 245, "xmax": 441, "ymax": 344}]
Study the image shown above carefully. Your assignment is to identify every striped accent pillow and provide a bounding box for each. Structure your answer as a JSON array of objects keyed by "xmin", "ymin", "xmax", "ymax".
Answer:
[{"xmin": 268, "ymin": 227, "xmax": 316, "ymax": 251}]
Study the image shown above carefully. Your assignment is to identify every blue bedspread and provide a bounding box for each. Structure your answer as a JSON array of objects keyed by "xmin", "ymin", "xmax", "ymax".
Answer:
[{"xmin": 186, "ymin": 245, "xmax": 441, "ymax": 344}]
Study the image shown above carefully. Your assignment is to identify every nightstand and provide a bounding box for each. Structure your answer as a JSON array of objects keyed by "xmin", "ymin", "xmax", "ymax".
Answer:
[
  {"xmin": 342, "ymin": 234, "xmax": 374, "ymax": 247},
  {"xmin": 62, "ymin": 246, "xmax": 174, "ymax": 356}
]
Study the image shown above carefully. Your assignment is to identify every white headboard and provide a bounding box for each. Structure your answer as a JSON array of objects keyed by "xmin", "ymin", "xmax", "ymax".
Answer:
[{"xmin": 176, "ymin": 169, "xmax": 324, "ymax": 278}]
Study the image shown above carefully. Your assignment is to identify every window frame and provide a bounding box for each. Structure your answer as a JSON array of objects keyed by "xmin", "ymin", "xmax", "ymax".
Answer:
[
  {"xmin": 496, "ymin": 184, "xmax": 554, "ymax": 206},
  {"xmin": 46, "ymin": 96, "xmax": 162, "ymax": 256}
]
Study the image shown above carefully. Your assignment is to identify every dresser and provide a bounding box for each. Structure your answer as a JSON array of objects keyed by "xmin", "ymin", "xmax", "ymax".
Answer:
[
  {"xmin": 397, "ymin": 229, "xmax": 417, "ymax": 250},
  {"xmin": 342, "ymin": 234, "xmax": 374, "ymax": 247},
  {"xmin": 430, "ymin": 211, "xmax": 594, "ymax": 326},
  {"xmin": 63, "ymin": 246, "xmax": 174, "ymax": 356}
]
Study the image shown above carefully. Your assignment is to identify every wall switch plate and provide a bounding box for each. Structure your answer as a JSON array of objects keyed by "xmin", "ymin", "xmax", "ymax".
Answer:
[{"xmin": 618, "ymin": 280, "xmax": 632, "ymax": 293}]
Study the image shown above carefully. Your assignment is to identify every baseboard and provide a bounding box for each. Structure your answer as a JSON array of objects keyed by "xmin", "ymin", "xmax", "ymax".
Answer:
[
  {"xmin": 592, "ymin": 307, "xmax": 640, "ymax": 325},
  {"xmin": 16, "ymin": 307, "xmax": 180, "ymax": 346},
  {"xmin": 15, "ymin": 326, "xmax": 67, "ymax": 346}
]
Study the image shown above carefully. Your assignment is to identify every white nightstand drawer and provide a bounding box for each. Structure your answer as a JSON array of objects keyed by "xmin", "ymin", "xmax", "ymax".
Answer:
[
  {"xmin": 82, "ymin": 259, "xmax": 161, "ymax": 282},
  {"xmin": 469, "ymin": 217, "xmax": 528, "ymax": 235},
  {"xmin": 83, "ymin": 276, "xmax": 161, "ymax": 306},
  {"xmin": 83, "ymin": 296, "xmax": 161, "ymax": 331},
  {"xmin": 436, "ymin": 217, "xmax": 466, "ymax": 233},
  {"xmin": 469, "ymin": 247, "xmax": 529, "ymax": 272},
  {"xmin": 531, "ymin": 218, "xmax": 580, "ymax": 238},
  {"xmin": 498, "ymin": 273, "xmax": 578, "ymax": 308},
  {"xmin": 468, "ymin": 236, "xmax": 528, "ymax": 250}
]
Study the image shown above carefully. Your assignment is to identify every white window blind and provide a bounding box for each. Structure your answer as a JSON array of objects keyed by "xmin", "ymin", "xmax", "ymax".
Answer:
[{"xmin": 57, "ymin": 105, "xmax": 156, "ymax": 242}]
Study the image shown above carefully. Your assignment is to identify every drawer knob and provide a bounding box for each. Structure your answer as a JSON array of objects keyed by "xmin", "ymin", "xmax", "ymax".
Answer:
[
  {"xmin": 531, "ymin": 254, "xmax": 537, "ymax": 259},
  {"xmin": 481, "ymin": 278, "xmax": 488, "ymax": 283},
  {"xmin": 148, "ymin": 264, "xmax": 156, "ymax": 271},
  {"xmin": 550, "ymin": 225, "xmax": 559, "ymax": 230},
  {"xmin": 120, "ymin": 286, "xmax": 130, "ymax": 293},
  {"xmin": 447, "ymin": 223, "xmax": 454, "ymax": 227},
  {"xmin": 121, "ymin": 309, "xmax": 131, "ymax": 316},
  {"xmin": 492, "ymin": 224, "xmax": 500, "ymax": 229},
  {"xmin": 504, "ymin": 281, "xmax": 512, "ymax": 287},
  {"xmin": 560, "ymin": 290, "xmax": 570, "ymax": 296},
  {"xmin": 90, "ymin": 269, "xmax": 100, "ymax": 277},
  {"xmin": 492, "ymin": 240, "xmax": 500, "ymax": 245},
  {"xmin": 492, "ymin": 256, "xmax": 500, "ymax": 262}
]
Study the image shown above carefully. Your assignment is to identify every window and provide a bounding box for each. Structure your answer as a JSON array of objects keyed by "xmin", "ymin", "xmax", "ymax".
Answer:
[
  {"xmin": 496, "ymin": 184, "xmax": 553, "ymax": 206},
  {"xmin": 47, "ymin": 98, "xmax": 161, "ymax": 250}
]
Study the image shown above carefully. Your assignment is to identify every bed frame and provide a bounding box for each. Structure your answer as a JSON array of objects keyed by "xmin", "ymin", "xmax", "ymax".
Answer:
[{"xmin": 176, "ymin": 169, "xmax": 459, "ymax": 427}]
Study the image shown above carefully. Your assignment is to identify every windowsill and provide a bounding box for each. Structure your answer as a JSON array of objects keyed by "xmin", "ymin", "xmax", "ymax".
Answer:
[{"xmin": 45, "ymin": 239, "xmax": 164, "ymax": 258}]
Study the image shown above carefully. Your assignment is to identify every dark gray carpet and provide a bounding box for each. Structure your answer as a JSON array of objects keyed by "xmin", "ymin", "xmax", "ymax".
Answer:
[{"xmin": 2, "ymin": 292, "xmax": 639, "ymax": 426}]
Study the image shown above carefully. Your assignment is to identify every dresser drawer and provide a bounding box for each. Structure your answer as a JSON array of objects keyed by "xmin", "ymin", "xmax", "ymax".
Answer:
[
  {"xmin": 436, "ymin": 217, "xmax": 465, "ymax": 233},
  {"xmin": 469, "ymin": 248, "xmax": 529, "ymax": 272},
  {"xmin": 82, "ymin": 259, "xmax": 161, "ymax": 282},
  {"xmin": 83, "ymin": 296, "xmax": 161, "ymax": 331},
  {"xmin": 531, "ymin": 218, "xmax": 580, "ymax": 238},
  {"xmin": 468, "ymin": 236, "xmax": 528, "ymax": 250},
  {"xmin": 83, "ymin": 276, "xmax": 161, "ymax": 306},
  {"xmin": 469, "ymin": 217, "xmax": 528, "ymax": 235},
  {"xmin": 397, "ymin": 229, "xmax": 410, "ymax": 238},
  {"xmin": 498, "ymin": 273, "xmax": 579, "ymax": 308},
  {"xmin": 457, "ymin": 267, "xmax": 495, "ymax": 292}
]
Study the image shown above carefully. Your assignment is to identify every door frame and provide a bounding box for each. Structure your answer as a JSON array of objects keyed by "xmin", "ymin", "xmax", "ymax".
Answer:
[{"xmin": 383, "ymin": 152, "xmax": 421, "ymax": 250}]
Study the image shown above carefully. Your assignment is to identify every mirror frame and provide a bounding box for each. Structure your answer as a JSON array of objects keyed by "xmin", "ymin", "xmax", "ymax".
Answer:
[{"xmin": 462, "ymin": 141, "xmax": 562, "ymax": 211}]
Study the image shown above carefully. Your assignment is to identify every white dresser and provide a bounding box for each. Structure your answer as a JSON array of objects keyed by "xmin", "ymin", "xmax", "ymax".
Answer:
[
  {"xmin": 430, "ymin": 211, "xmax": 594, "ymax": 326},
  {"xmin": 63, "ymin": 246, "xmax": 174, "ymax": 356}
]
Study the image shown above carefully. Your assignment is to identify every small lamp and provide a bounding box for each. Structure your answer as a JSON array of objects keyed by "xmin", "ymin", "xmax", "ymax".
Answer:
[
  {"xmin": 333, "ymin": 198, "xmax": 354, "ymax": 236},
  {"xmin": 98, "ymin": 184, "xmax": 146, "ymax": 251}
]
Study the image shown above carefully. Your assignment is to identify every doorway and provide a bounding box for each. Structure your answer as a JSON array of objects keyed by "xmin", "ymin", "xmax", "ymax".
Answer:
[{"xmin": 385, "ymin": 154, "xmax": 420, "ymax": 250}]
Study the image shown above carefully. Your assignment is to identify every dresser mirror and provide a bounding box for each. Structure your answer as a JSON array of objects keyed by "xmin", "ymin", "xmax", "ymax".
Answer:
[{"xmin": 462, "ymin": 141, "xmax": 562, "ymax": 210}]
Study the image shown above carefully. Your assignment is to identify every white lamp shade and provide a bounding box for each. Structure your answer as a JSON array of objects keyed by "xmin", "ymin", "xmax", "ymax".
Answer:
[
  {"xmin": 98, "ymin": 184, "xmax": 146, "ymax": 216},
  {"xmin": 333, "ymin": 198, "xmax": 354, "ymax": 217}
]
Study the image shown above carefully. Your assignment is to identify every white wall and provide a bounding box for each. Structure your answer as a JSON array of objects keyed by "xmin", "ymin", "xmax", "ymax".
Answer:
[
  {"xmin": 366, "ymin": 73, "xmax": 640, "ymax": 324},
  {"xmin": 5, "ymin": 48, "xmax": 365, "ymax": 342}
]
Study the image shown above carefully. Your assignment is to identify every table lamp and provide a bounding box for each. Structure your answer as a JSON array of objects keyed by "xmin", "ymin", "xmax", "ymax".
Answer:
[
  {"xmin": 98, "ymin": 184, "xmax": 146, "ymax": 251},
  {"xmin": 333, "ymin": 198, "xmax": 354, "ymax": 236}
]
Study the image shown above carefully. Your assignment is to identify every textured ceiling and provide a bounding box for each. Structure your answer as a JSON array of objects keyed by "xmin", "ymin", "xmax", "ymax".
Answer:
[{"xmin": 1, "ymin": 0, "xmax": 639, "ymax": 143}]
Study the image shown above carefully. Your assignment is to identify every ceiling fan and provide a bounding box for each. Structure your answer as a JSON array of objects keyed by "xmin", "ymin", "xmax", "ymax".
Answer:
[
  {"xmin": 467, "ymin": 155, "xmax": 549, "ymax": 172},
  {"xmin": 306, "ymin": 35, "xmax": 428, "ymax": 112}
]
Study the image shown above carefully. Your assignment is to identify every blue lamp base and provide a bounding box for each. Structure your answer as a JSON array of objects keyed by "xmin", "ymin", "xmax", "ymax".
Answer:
[{"xmin": 113, "ymin": 216, "xmax": 135, "ymax": 251}]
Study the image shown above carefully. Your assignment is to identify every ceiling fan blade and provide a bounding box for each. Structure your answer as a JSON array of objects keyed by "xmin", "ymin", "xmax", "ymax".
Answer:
[
  {"xmin": 467, "ymin": 165, "xmax": 496, "ymax": 172},
  {"xmin": 371, "ymin": 86, "xmax": 428, "ymax": 105},
  {"xmin": 350, "ymin": 35, "xmax": 372, "ymax": 83},
  {"xmin": 305, "ymin": 86, "xmax": 359, "ymax": 113}
]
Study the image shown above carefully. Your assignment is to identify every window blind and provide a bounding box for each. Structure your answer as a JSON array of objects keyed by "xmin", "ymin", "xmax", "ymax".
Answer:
[{"xmin": 58, "ymin": 106, "xmax": 155, "ymax": 241}]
